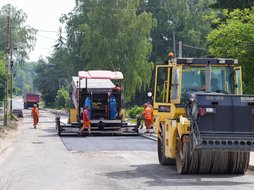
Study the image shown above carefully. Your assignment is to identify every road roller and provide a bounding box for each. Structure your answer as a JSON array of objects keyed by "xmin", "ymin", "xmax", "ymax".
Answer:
[{"xmin": 153, "ymin": 54, "xmax": 254, "ymax": 174}]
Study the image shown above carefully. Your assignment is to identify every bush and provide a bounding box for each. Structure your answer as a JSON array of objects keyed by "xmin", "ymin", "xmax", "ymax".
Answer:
[
  {"xmin": 38, "ymin": 100, "xmax": 45, "ymax": 108},
  {"xmin": 55, "ymin": 87, "xmax": 70, "ymax": 109},
  {"xmin": 127, "ymin": 105, "xmax": 144, "ymax": 118}
]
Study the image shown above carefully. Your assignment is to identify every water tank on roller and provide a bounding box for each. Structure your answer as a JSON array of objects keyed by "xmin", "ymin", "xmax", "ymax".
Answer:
[{"xmin": 110, "ymin": 96, "xmax": 117, "ymax": 119}]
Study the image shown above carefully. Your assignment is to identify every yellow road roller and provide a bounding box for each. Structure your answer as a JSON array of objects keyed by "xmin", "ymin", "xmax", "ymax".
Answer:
[{"xmin": 153, "ymin": 55, "xmax": 254, "ymax": 174}]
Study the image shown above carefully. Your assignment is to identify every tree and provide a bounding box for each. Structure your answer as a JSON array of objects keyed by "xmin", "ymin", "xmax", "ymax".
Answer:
[
  {"xmin": 207, "ymin": 8, "xmax": 254, "ymax": 94},
  {"xmin": 57, "ymin": 0, "xmax": 96, "ymax": 77},
  {"xmin": 80, "ymin": 0, "xmax": 156, "ymax": 102},
  {"xmin": 33, "ymin": 59, "xmax": 67, "ymax": 106},
  {"xmin": 210, "ymin": 0, "xmax": 254, "ymax": 10},
  {"xmin": 0, "ymin": 52, "xmax": 5, "ymax": 101},
  {"xmin": 0, "ymin": 4, "xmax": 37, "ymax": 62},
  {"xmin": 55, "ymin": 87, "xmax": 70, "ymax": 109},
  {"xmin": 14, "ymin": 62, "xmax": 37, "ymax": 95},
  {"xmin": 139, "ymin": 0, "xmax": 213, "ymax": 60}
]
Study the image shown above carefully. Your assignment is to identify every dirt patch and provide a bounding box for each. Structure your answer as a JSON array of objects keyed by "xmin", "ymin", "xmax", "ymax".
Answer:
[
  {"xmin": 0, "ymin": 121, "xmax": 20, "ymax": 163},
  {"xmin": 0, "ymin": 121, "xmax": 18, "ymax": 138}
]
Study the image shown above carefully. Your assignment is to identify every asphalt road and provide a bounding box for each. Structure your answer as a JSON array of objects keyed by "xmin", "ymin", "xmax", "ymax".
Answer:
[{"xmin": 0, "ymin": 98, "xmax": 254, "ymax": 190}]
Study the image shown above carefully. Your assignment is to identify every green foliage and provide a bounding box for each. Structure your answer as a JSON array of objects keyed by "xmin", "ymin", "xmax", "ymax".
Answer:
[
  {"xmin": 33, "ymin": 59, "xmax": 68, "ymax": 106},
  {"xmin": 139, "ymin": 0, "xmax": 213, "ymax": 60},
  {"xmin": 38, "ymin": 100, "xmax": 45, "ymax": 108},
  {"xmin": 0, "ymin": 4, "xmax": 37, "ymax": 102},
  {"xmin": 47, "ymin": 0, "xmax": 217, "ymax": 106},
  {"xmin": 207, "ymin": 8, "xmax": 254, "ymax": 94},
  {"xmin": 24, "ymin": 84, "xmax": 32, "ymax": 94},
  {"xmin": 80, "ymin": 0, "xmax": 155, "ymax": 102},
  {"xmin": 127, "ymin": 105, "xmax": 144, "ymax": 118},
  {"xmin": 0, "ymin": 52, "xmax": 5, "ymax": 101},
  {"xmin": 55, "ymin": 87, "xmax": 70, "ymax": 109},
  {"xmin": 13, "ymin": 86, "xmax": 20, "ymax": 95},
  {"xmin": 15, "ymin": 62, "xmax": 37, "ymax": 95},
  {"xmin": 210, "ymin": 0, "xmax": 254, "ymax": 10},
  {"xmin": 206, "ymin": 0, "xmax": 254, "ymax": 29},
  {"xmin": 0, "ymin": 4, "xmax": 37, "ymax": 62},
  {"xmin": 57, "ymin": 0, "xmax": 95, "ymax": 77}
]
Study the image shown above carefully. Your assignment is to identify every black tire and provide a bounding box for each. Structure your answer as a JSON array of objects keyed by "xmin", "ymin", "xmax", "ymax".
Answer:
[
  {"xmin": 176, "ymin": 135, "xmax": 190, "ymax": 174},
  {"xmin": 24, "ymin": 103, "xmax": 28, "ymax": 109},
  {"xmin": 57, "ymin": 125, "xmax": 62, "ymax": 136},
  {"xmin": 228, "ymin": 151, "xmax": 249, "ymax": 174},
  {"xmin": 56, "ymin": 117, "xmax": 62, "ymax": 136},
  {"xmin": 134, "ymin": 124, "xmax": 139, "ymax": 135},
  {"xmin": 157, "ymin": 127, "xmax": 175, "ymax": 165}
]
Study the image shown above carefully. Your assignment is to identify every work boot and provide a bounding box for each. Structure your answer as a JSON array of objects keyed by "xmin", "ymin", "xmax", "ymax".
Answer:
[
  {"xmin": 34, "ymin": 125, "xmax": 36, "ymax": 129},
  {"xmin": 88, "ymin": 128, "xmax": 91, "ymax": 135}
]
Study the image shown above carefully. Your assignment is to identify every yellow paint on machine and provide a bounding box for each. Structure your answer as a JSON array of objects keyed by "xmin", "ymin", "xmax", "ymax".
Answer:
[
  {"xmin": 164, "ymin": 117, "xmax": 190, "ymax": 158},
  {"xmin": 69, "ymin": 108, "xmax": 78, "ymax": 123}
]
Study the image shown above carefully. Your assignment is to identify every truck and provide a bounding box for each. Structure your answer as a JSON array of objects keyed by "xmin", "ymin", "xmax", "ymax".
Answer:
[
  {"xmin": 23, "ymin": 93, "xmax": 40, "ymax": 109},
  {"xmin": 153, "ymin": 54, "xmax": 254, "ymax": 174},
  {"xmin": 55, "ymin": 70, "xmax": 139, "ymax": 136}
]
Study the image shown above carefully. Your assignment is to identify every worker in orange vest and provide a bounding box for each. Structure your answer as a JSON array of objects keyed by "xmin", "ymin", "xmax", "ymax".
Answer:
[
  {"xmin": 31, "ymin": 104, "xmax": 39, "ymax": 129},
  {"xmin": 143, "ymin": 103, "xmax": 153, "ymax": 133},
  {"xmin": 147, "ymin": 102, "xmax": 154, "ymax": 130},
  {"xmin": 79, "ymin": 105, "xmax": 91, "ymax": 136}
]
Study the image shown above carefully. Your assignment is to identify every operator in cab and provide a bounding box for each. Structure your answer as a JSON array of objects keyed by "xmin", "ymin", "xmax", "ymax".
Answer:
[{"xmin": 112, "ymin": 83, "xmax": 121, "ymax": 92}]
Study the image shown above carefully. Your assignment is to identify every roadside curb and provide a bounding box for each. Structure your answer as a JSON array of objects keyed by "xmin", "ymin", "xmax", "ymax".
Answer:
[
  {"xmin": 48, "ymin": 109, "xmax": 68, "ymax": 117},
  {"xmin": 140, "ymin": 133, "xmax": 157, "ymax": 141}
]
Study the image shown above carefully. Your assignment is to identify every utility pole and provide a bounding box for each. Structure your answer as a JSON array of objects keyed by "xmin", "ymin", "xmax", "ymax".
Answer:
[
  {"xmin": 173, "ymin": 31, "xmax": 176, "ymax": 57},
  {"xmin": 179, "ymin": 41, "xmax": 182, "ymax": 58},
  {"xmin": 9, "ymin": 24, "xmax": 13, "ymax": 114},
  {"xmin": 4, "ymin": 16, "xmax": 10, "ymax": 126}
]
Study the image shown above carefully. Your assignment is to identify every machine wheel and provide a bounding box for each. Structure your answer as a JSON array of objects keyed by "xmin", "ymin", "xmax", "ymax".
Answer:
[
  {"xmin": 56, "ymin": 117, "xmax": 62, "ymax": 136},
  {"xmin": 57, "ymin": 125, "xmax": 62, "ymax": 136},
  {"xmin": 157, "ymin": 127, "xmax": 175, "ymax": 165},
  {"xmin": 237, "ymin": 151, "xmax": 250, "ymax": 174},
  {"xmin": 175, "ymin": 135, "xmax": 191, "ymax": 174},
  {"xmin": 228, "ymin": 151, "xmax": 249, "ymax": 174},
  {"xmin": 134, "ymin": 124, "xmax": 139, "ymax": 135}
]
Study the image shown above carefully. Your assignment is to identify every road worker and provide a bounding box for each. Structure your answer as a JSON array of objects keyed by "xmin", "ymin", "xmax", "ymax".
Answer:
[
  {"xmin": 31, "ymin": 104, "xmax": 39, "ymax": 129},
  {"xmin": 79, "ymin": 105, "xmax": 91, "ymax": 136},
  {"xmin": 143, "ymin": 103, "xmax": 153, "ymax": 133},
  {"xmin": 119, "ymin": 104, "xmax": 126, "ymax": 122},
  {"xmin": 147, "ymin": 102, "xmax": 154, "ymax": 130},
  {"xmin": 112, "ymin": 83, "xmax": 121, "ymax": 92}
]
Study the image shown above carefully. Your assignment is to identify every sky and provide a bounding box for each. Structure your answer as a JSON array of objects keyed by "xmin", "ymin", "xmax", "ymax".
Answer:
[{"xmin": 0, "ymin": 0, "xmax": 76, "ymax": 61}]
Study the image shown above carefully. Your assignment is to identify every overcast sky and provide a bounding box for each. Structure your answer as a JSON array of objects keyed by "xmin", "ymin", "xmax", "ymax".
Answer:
[{"xmin": 0, "ymin": 0, "xmax": 76, "ymax": 61}]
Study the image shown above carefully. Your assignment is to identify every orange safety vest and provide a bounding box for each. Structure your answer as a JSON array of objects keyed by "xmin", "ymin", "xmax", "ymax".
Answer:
[
  {"xmin": 144, "ymin": 106, "xmax": 152, "ymax": 120},
  {"xmin": 31, "ymin": 107, "xmax": 39, "ymax": 117}
]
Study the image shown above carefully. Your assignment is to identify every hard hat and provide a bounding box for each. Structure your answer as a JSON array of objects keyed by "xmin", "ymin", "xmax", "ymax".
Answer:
[{"xmin": 33, "ymin": 104, "xmax": 37, "ymax": 107}]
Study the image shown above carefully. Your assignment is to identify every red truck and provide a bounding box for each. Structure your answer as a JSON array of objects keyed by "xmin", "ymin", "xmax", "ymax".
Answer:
[{"xmin": 23, "ymin": 93, "xmax": 40, "ymax": 109}]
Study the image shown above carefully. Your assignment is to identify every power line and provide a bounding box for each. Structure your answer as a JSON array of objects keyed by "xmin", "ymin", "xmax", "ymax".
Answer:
[
  {"xmin": 182, "ymin": 43, "xmax": 207, "ymax": 51},
  {"xmin": 37, "ymin": 29, "xmax": 67, "ymax": 33},
  {"xmin": 36, "ymin": 34, "xmax": 56, "ymax": 41}
]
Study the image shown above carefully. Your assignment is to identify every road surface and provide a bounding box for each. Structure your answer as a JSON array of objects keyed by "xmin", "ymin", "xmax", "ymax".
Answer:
[{"xmin": 0, "ymin": 99, "xmax": 254, "ymax": 189}]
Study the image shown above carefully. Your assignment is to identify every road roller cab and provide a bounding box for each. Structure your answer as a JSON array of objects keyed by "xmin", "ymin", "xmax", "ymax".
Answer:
[{"xmin": 153, "ymin": 55, "xmax": 254, "ymax": 174}]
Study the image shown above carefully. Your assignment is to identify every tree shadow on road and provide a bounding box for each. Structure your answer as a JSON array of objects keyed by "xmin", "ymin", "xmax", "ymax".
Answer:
[{"xmin": 105, "ymin": 163, "xmax": 253, "ymax": 187}]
